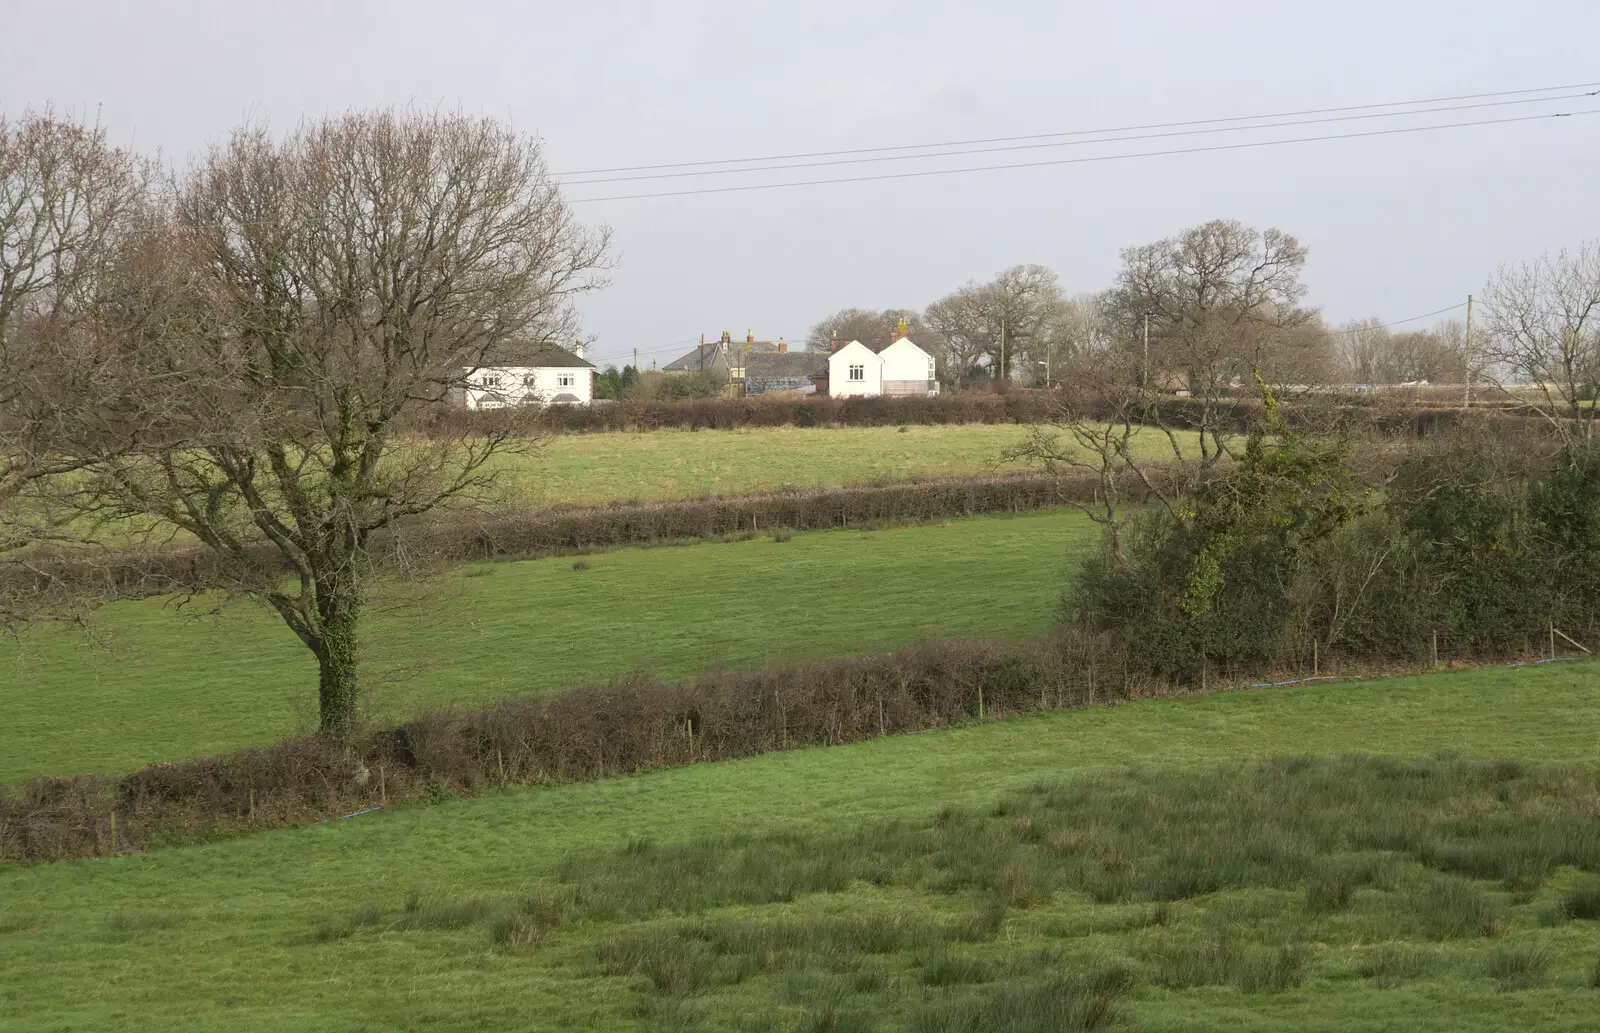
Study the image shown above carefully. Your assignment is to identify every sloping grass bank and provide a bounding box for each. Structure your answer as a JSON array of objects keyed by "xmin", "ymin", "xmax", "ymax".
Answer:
[
  {"xmin": 2, "ymin": 510, "xmax": 1097, "ymax": 782},
  {"xmin": 2, "ymin": 664, "xmax": 1598, "ymax": 1031}
]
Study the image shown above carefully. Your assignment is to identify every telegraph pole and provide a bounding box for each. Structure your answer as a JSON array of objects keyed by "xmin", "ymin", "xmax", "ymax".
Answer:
[
  {"xmin": 632, "ymin": 347, "xmax": 638, "ymax": 372},
  {"xmin": 999, "ymin": 317, "xmax": 1007, "ymax": 389},
  {"xmin": 1463, "ymin": 294, "xmax": 1474, "ymax": 408},
  {"xmin": 1142, "ymin": 312, "xmax": 1150, "ymax": 389}
]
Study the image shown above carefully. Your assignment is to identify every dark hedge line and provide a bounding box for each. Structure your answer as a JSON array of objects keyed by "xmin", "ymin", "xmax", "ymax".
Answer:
[
  {"xmin": 5, "ymin": 472, "xmax": 1134, "ymax": 604},
  {"xmin": 413, "ymin": 389, "xmax": 1536, "ymax": 438},
  {"xmin": 3, "ymin": 631, "xmax": 1149, "ymax": 863}
]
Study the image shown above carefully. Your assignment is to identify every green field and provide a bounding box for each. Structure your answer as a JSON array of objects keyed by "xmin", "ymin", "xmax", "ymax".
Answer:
[
  {"xmin": 1, "ymin": 510, "xmax": 1097, "ymax": 783},
  {"xmin": 494, "ymin": 423, "xmax": 1178, "ymax": 508},
  {"xmin": 3, "ymin": 663, "xmax": 1599, "ymax": 1032}
]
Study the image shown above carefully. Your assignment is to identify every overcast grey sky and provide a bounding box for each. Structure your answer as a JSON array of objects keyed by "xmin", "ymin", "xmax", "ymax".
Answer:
[{"xmin": 5, "ymin": 0, "xmax": 1598, "ymax": 368}]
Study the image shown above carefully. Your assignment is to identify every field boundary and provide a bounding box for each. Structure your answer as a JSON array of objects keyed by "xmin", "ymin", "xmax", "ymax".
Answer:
[
  {"xmin": 5, "ymin": 469, "xmax": 1162, "ymax": 604},
  {"xmin": 4, "ymin": 627, "xmax": 1591, "ymax": 865}
]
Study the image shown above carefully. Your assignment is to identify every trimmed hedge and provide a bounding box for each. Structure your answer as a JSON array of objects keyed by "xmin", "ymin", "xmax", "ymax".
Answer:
[
  {"xmin": 2, "ymin": 631, "xmax": 1145, "ymax": 863},
  {"xmin": 5, "ymin": 472, "xmax": 1147, "ymax": 603},
  {"xmin": 413, "ymin": 389, "xmax": 1541, "ymax": 438}
]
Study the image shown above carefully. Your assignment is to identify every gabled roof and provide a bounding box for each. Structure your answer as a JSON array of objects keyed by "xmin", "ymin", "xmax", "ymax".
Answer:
[
  {"xmin": 663, "ymin": 341, "xmax": 782, "ymax": 372},
  {"xmin": 746, "ymin": 352, "xmax": 827, "ymax": 378},
  {"xmin": 477, "ymin": 345, "xmax": 595, "ymax": 369}
]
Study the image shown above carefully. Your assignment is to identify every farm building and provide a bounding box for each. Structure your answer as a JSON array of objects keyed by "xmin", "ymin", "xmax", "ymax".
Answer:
[{"xmin": 456, "ymin": 344, "xmax": 596, "ymax": 408}]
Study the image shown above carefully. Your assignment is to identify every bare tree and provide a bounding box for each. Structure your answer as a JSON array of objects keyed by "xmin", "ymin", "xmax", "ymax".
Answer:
[
  {"xmin": 804, "ymin": 307, "xmax": 932, "ymax": 353},
  {"xmin": 923, "ymin": 264, "xmax": 1067, "ymax": 385},
  {"xmin": 76, "ymin": 110, "xmax": 611, "ymax": 736},
  {"xmin": 1481, "ymin": 243, "xmax": 1600, "ymax": 443},
  {"xmin": 1103, "ymin": 218, "xmax": 1318, "ymax": 467},
  {"xmin": 1, "ymin": 112, "xmax": 155, "ymax": 549},
  {"xmin": 1004, "ymin": 306, "xmax": 1158, "ymax": 560},
  {"xmin": 0, "ymin": 112, "xmax": 166, "ymax": 632}
]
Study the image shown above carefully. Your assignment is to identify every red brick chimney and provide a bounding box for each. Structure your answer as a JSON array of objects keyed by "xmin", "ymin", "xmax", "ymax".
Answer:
[
  {"xmin": 829, "ymin": 328, "xmax": 840, "ymax": 353},
  {"xmin": 778, "ymin": 337, "xmax": 787, "ymax": 353},
  {"xmin": 746, "ymin": 330, "xmax": 754, "ymax": 344}
]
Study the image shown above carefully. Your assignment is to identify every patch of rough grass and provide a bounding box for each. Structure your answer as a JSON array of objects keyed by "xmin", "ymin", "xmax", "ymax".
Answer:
[
  {"xmin": 394, "ymin": 892, "xmax": 496, "ymax": 932},
  {"xmin": 1484, "ymin": 942, "xmax": 1553, "ymax": 990},
  {"xmin": 919, "ymin": 949, "xmax": 996, "ymax": 986},
  {"xmin": 311, "ymin": 904, "xmax": 384, "ymax": 943},
  {"xmin": 1144, "ymin": 934, "xmax": 1305, "ymax": 992},
  {"xmin": 1356, "ymin": 944, "xmax": 1444, "ymax": 988},
  {"xmin": 1412, "ymin": 879, "xmax": 1504, "ymax": 940},
  {"xmin": 98, "ymin": 910, "xmax": 182, "ymax": 942},
  {"xmin": 1305, "ymin": 874, "xmax": 1355, "ymax": 914},
  {"xmin": 1555, "ymin": 879, "xmax": 1600, "ymax": 923},
  {"xmin": 0, "ymin": 911, "xmax": 41, "ymax": 934},
  {"xmin": 908, "ymin": 962, "xmax": 1135, "ymax": 1033}
]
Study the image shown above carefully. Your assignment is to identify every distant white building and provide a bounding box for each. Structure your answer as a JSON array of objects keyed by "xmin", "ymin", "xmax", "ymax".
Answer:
[
  {"xmin": 822, "ymin": 319, "xmax": 939, "ymax": 398},
  {"xmin": 457, "ymin": 345, "xmax": 596, "ymax": 408}
]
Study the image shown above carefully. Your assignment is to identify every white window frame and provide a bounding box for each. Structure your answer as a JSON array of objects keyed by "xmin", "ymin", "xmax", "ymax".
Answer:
[
  {"xmin": 481, "ymin": 373, "xmax": 503, "ymax": 388},
  {"xmin": 522, "ymin": 374, "xmax": 538, "ymax": 389},
  {"xmin": 848, "ymin": 364, "xmax": 865, "ymax": 382},
  {"xmin": 557, "ymin": 372, "xmax": 576, "ymax": 388}
]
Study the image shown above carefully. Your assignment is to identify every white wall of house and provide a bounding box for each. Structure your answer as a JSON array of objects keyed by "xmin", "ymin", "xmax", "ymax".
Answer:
[
  {"xmin": 827, "ymin": 341, "xmax": 883, "ymax": 398},
  {"xmin": 878, "ymin": 338, "xmax": 939, "ymax": 395},
  {"xmin": 462, "ymin": 365, "xmax": 593, "ymax": 408}
]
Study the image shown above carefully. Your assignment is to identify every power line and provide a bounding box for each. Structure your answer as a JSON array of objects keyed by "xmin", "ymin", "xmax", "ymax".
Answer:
[
  {"xmin": 567, "ymin": 109, "xmax": 1600, "ymax": 203},
  {"xmin": 1318, "ymin": 304, "xmax": 1464, "ymax": 337},
  {"xmin": 563, "ymin": 91, "xmax": 1598, "ymax": 186},
  {"xmin": 554, "ymin": 80, "xmax": 1600, "ymax": 178}
]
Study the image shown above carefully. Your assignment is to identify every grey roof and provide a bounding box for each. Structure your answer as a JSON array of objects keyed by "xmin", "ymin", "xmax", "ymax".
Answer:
[
  {"xmin": 479, "ymin": 346, "xmax": 595, "ymax": 369},
  {"xmin": 549, "ymin": 392, "xmax": 581, "ymax": 403},
  {"xmin": 745, "ymin": 352, "xmax": 827, "ymax": 378},
  {"xmin": 663, "ymin": 340, "xmax": 782, "ymax": 372}
]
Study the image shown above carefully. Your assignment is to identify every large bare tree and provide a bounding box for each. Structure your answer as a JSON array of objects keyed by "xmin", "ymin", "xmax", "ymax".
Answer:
[
  {"xmin": 1, "ymin": 112, "xmax": 154, "ymax": 552},
  {"xmin": 1481, "ymin": 242, "xmax": 1600, "ymax": 443},
  {"xmin": 80, "ymin": 110, "xmax": 611, "ymax": 735},
  {"xmin": 0, "ymin": 112, "xmax": 166, "ymax": 631},
  {"xmin": 923, "ymin": 264, "xmax": 1069, "ymax": 386},
  {"xmin": 803, "ymin": 307, "xmax": 930, "ymax": 353},
  {"xmin": 1102, "ymin": 218, "xmax": 1319, "ymax": 467}
]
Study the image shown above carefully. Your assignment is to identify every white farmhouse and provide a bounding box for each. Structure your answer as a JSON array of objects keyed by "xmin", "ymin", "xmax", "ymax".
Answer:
[
  {"xmin": 458, "ymin": 345, "xmax": 596, "ymax": 409},
  {"xmin": 823, "ymin": 319, "xmax": 939, "ymax": 398}
]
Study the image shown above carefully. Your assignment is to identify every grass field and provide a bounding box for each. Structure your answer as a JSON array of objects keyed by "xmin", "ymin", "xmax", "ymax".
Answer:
[
  {"xmin": 3, "ymin": 663, "xmax": 1599, "ymax": 1032},
  {"xmin": 492, "ymin": 423, "xmax": 1180, "ymax": 508},
  {"xmin": 1, "ymin": 510, "xmax": 1097, "ymax": 783}
]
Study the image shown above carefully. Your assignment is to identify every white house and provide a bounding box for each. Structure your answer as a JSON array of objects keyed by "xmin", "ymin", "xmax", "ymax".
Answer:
[
  {"xmin": 459, "ymin": 345, "xmax": 595, "ymax": 408},
  {"xmin": 824, "ymin": 320, "xmax": 939, "ymax": 398},
  {"xmin": 827, "ymin": 339, "xmax": 883, "ymax": 398}
]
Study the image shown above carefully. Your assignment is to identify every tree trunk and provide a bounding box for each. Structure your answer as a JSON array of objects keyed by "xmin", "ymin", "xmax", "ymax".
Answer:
[{"xmin": 315, "ymin": 577, "xmax": 362, "ymax": 738}]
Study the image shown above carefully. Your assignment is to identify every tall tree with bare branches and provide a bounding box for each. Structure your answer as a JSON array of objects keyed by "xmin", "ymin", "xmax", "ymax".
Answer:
[
  {"xmin": 78, "ymin": 110, "xmax": 611, "ymax": 735},
  {"xmin": 1102, "ymin": 218, "xmax": 1319, "ymax": 468},
  {"xmin": 1481, "ymin": 242, "xmax": 1600, "ymax": 444}
]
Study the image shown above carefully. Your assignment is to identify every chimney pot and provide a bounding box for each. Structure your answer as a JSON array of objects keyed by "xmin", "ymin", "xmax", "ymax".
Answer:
[
  {"xmin": 746, "ymin": 330, "xmax": 754, "ymax": 344},
  {"xmin": 778, "ymin": 337, "xmax": 787, "ymax": 354}
]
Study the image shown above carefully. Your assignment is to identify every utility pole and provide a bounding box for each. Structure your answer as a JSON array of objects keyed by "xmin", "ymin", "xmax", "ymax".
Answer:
[
  {"xmin": 1463, "ymin": 294, "xmax": 1474, "ymax": 408},
  {"xmin": 999, "ymin": 317, "xmax": 1007, "ymax": 389},
  {"xmin": 632, "ymin": 347, "xmax": 637, "ymax": 372},
  {"xmin": 1142, "ymin": 312, "xmax": 1150, "ymax": 389}
]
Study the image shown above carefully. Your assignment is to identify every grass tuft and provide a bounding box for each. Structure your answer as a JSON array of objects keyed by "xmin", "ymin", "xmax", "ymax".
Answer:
[
  {"xmin": 1413, "ymin": 879, "xmax": 1503, "ymax": 940},
  {"xmin": 1556, "ymin": 879, "xmax": 1600, "ymax": 923},
  {"xmin": 1357, "ymin": 944, "xmax": 1443, "ymax": 988},
  {"xmin": 395, "ymin": 895, "xmax": 494, "ymax": 932},
  {"xmin": 99, "ymin": 910, "xmax": 182, "ymax": 942},
  {"xmin": 1484, "ymin": 943, "xmax": 1553, "ymax": 990},
  {"xmin": 0, "ymin": 911, "xmax": 42, "ymax": 934}
]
